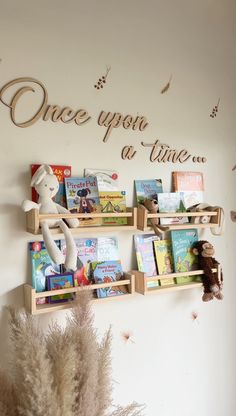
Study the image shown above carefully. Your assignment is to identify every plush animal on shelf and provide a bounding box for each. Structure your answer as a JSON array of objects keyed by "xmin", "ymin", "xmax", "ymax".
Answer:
[
  {"xmin": 22, "ymin": 164, "xmax": 79, "ymax": 271},
  {"xmin": 140, "ymin": 198, "xmax": 165, "ymax": 235},
  {"xmin": 192, "ymin": 240, "xmax": 223, "ymax": 302}
]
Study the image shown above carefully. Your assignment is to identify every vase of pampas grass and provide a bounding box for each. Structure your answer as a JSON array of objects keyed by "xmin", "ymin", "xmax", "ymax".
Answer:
[{"xmin": 0, "ymin": 291, "xmax": 145, "ymax": 416}]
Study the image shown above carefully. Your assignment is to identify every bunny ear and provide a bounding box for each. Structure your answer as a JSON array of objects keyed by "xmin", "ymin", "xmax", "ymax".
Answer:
[
  {"xmin": 31, "ymin": 164, "xmax": 48, "ymax": 186},
  {"xmin": 44, "ymin": 164, "xmax": 53, "ymax": 175}
]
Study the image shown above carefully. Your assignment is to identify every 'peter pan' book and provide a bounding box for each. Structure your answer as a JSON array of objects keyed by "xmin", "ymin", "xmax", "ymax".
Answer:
[
  {"xmin": 84, "ymin": 168, "xmax": 119, "ymax": 191},
  {"xmin": 172, "ymin": 171, "xmax": 204, "ymax": 209},
  {"xmin": 153, "ymin": 240, "xmax": 175, "ymax": 286},
  {"xmin": 29, "ymin": 241, "xmax": 61, "ymax": 305},
  {"xmin": 31, "ymin": 164, "xmax": 71, "ymax": 207},
  {"xmin": 158, "ymin": 192, "xmax": 189, "ymax": 225},
  {"xmin": 64, "ymin": 176, "xmax": 102, "ymax": 226},
  {"xmin": 46, "ymin": 273, "xmax": 75, "ymax": 303},
  {"xmin": 99, "ymin": 191, "xmax": 127, "ymax": 225},
  {"xmin": 134, "ymin": 179, "xmax": 163, "ymax": 205},
  {"xmin": 170, "ymin": 229, "xmax": 199, "ymax": 284},
  {"xmin": 91, "ymin": 260, "xmax": 127, "ymax": 298},
  {"xmin": 133, "ymin": 234, "xmax": 160, "ymax": 288}
]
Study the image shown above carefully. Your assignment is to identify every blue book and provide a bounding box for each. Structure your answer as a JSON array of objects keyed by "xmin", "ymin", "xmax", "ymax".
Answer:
[
  {"xmin": 46, "ymin": 273, "xmax": 74, "ymax": 303},
  {"xmin": 134, "ymin": 179, "xmax": 163, "ymax": 205},
  {"xmin": 170, "ymin": 229, "xmax": 199, "ymax": 284},
  {"xmin": 29, "ymin": 241, "xmax": 61, "ymax": 304},
  {"xmin": 91, "ymin": 260, "xmax": 126, "ymax": 298}
]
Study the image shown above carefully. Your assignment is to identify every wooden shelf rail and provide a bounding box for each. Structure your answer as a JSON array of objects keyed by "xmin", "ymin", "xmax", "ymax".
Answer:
[
  {"xmin": 132, "ymin": 266, "xmax": 221, "ymax": 295},
  {"xmin": 26, "ymin": 207, "xmax": 137, "ymax": 234},
  {"xmin": 24, "ymin": 273, "xmax": 135, "ymax": 315}
]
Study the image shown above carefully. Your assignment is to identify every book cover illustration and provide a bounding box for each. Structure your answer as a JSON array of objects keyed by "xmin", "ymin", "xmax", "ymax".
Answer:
[
  {"xmin": 99, "ymin": 191, "xmax": 127, "ymax": 225},
  {"xmin": 172, "ymin": 171, "xmax": 204, "ymax": 209},
  {"xmin": 170, "ymin": 229, "xmax": 199, "ymax": 284},
  {"xmin": 61, "ymin": 238, "xmax": 97, "ymax": 286},
  {"xmin": 30, "ymin": 241, "xmax": 61, "ymax": 304},
  {"xmin": 64, "ymin": 177, "xmax": 102, "ymax": 226},
  {"xmin": 84, "ymin": 168, "xmax": 119, "ymax": 191},
  {"xmin": 31, "ymin": 164, "xmax": 71, "ymax": 207},
  {"xmin": 46, "ymin": 273, "xmax": 74, "ymax": 303},
  {"xmin": 158, "ymin": 192, "xmax": 189, "ymax": 225},
  {"xmin": 91, "ymin": 260, "xmax": 126, "ymax": 298},
  {"xmin": 97, "ymin": 236, "xmax": 120, "ymax": 261},
  {"xmin": 134, "ymin": 179, "xmax": 163, "ymax": 205},
  {"xmin": 153, "ymin": 240, "xmax": 175, "ymax": 286},
  {"xmin": 134, "ymin": 234, "xmax": 160, "ymax": 288}
]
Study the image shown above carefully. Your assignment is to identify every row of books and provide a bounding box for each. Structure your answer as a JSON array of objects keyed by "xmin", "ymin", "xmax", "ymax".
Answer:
[
  {"xmin": 30, "ymin": 237, "xmax": 127, "ymax": 304},
  {"xmin": 31, "ymin": 165, "xmax": 205, "ymax": 227},
  {"xmin": 134, "ymin": 229, "xmax": 201, "ymax": 288}
]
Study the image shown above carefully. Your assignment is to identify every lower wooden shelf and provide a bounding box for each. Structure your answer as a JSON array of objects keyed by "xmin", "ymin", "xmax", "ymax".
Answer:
[
  {"xmin": 24, "ymin": 273, "xmax": 135, "ymax": 315},
  {"xmin": 132, "ymin": 267, "xmax": 220, "ymax": 295}
]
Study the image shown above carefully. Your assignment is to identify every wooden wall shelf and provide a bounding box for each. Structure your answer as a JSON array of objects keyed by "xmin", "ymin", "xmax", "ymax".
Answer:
[
  {"xmin": 132, "ymin": 266, "xmax": 220, "ymax": 295},
  {"xmin": 24, "ymin": 273, "xmax": 135, "ymax": 315},
  {"xmin": 137, "ymin": 206, "xmax": 221, "ymax": 233},
  {"xmin": 26, "ymin": 207, "xmax": 137, "ymax": 235}
]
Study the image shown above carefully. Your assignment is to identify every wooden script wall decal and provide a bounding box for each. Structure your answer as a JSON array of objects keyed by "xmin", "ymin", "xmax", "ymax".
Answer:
[{"xmin": 0, "ymin": 77, "xmax": 207, "ymax": 163}]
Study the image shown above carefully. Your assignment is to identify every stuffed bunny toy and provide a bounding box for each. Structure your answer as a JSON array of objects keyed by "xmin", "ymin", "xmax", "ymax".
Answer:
[{"xmin": 22, "ymin": 164, "xmax": 79, "ymax": 271}]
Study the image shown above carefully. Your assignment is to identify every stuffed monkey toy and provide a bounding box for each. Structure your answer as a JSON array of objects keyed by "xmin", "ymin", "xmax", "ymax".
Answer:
[{"xmin": 192, "ymin": 240, "xmax": 223, "ymax": 302}]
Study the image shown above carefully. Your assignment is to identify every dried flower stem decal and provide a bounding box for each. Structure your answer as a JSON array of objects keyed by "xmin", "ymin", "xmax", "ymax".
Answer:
[
  {"xmin": 121, "ymin": 331, "xmax": 135, "ymax": 344},
  {"xmin": 210, "ymin": 98, "xmax": 220, "ymax": 118},
  {"xmin": 94, "ymin": 66, "xmax": 111, "ymax": 90},
  {"xmin": 161, "ymin": 75, "xmax": 172, "ymax": 94}
]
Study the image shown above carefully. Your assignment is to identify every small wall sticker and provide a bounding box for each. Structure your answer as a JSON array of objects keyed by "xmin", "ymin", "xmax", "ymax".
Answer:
[
  {"xmin": 161, "ymin": 75, "xmax": 172, "ymax": 94},
  {"xmin": 94, "ymin": 66, "xmax": 111, "ymax": 90},
  {"xmin": 210, "ymin": 98, "xmax": 220, "ymax": 118}
]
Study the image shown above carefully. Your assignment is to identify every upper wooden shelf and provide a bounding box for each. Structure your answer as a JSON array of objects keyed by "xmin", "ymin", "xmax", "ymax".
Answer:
[
  {"xmin": 25, "ymin": 207, "xmax": 137, "ymax": 235},
  {"xmin": 137, "ymin": 206, "xmax": 221, "ymax": 233}
]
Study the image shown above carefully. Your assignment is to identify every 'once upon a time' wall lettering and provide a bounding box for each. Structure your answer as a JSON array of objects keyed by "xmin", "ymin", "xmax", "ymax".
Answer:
[{"xmin": 0, "ymin": 77, "xmax": 207, "ymax": 163}]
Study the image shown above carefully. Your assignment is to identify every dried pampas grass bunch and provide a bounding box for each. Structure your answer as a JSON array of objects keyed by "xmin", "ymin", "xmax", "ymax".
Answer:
[{"xmin": 0, "ymin": 290, "xmax": 145, "ymax": 416}]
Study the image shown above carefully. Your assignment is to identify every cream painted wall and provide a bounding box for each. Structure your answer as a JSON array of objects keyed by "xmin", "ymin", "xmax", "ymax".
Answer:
[{"xmin": 0, "ymin": 1, "xmax": 236, "ymax": 415}]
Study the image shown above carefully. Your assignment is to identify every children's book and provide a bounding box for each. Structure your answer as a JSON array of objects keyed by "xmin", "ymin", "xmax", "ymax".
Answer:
[
  {"xmin": 29, "ymin": 241, "xmax": 61, "ymax": 304},
  {"xmin": 61, "ymin": 238, "xmax": 97, "ymax": 286},
  {"xmin": 170, "ymin": 229, "xmax": 199, "ymax": 284},
  {"xmin": 99, "ymin": 191, "xmax": 127, "ymax": 225},
  {"xmin": 91, "ymin": 260, "xmax": 126, "ymax": 298},
  {"xmin": 84, "ymin": 168, "xmax": 119, "ymax": 191},
  {"xmin": 31, "ymin": 164, "xmax": 71, "ymax": 207},
  {"xmin": 97, "ymin": 237, "xmax": 119, "ymax": 261},
  {"xmin": 134, "ymin": 179, "xmax": 163, "ymax": 205},
  {"xmin": 64, "ymin": 176, "xmax": 102, "ymax": 226},
  {"xmin": 134, "ymin": 234, "xmax": 160, "ymax": 288},
  {"xmin": 153, "ymin": 240, "xmax": 175, "ymax": 286},
  {"xmin": 172, "ymin": 171, "xmax": 204, "ymax": 209},
  {"xmin": 157, "ymin": 192, "xmax": 189, "ymax": 225},
  {"xmin": 46, "ymin": 273, "xmax": 74, "ymax": 303}
]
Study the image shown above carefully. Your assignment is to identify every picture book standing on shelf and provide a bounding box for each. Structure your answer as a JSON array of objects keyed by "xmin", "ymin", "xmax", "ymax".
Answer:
[
  {"xmin": 64, "ymin": 176, "xmax": 102, "ymax": 226},
  {"xmin": 134, "ymin": 234, "xmax": 160, "ymax": 288},
  {"xmin": 172, "ymin": 171, "xmax": 204, "ymax": 209},
  {"xmin": 134, "ymin": 179, "xmax": 163, "ymax": 205},
  {"xmin": 99, "ymin": 191, "xmax": 127, "ymax": 225},
  {"xmin": 91, "ymin": 260, "xmax": 126, "ymax": 298},
  {"xmin": 30, "ymin": 241, "xmax": 61, "ymax": 305},
  {"xmin": 31, "ymin": 164, "xmax": 71, "ymax": 207},
  {"xmin": 153, "ymin": 240, "xmax": 175, "ymax": 286},
  {"xmin": 170, "ymin": 229, "xmax": 199, "ymax": 284},
  {"xmin": 46, "ymin": 273, "xmax": 74, "ymax": 303},
  {"xmin": 158, "ymin": 192, "xmax": 189, "ymax": 225},
  {"xmin": 84, "ymin": 168, "xmax": 119, "ymax": 191}
]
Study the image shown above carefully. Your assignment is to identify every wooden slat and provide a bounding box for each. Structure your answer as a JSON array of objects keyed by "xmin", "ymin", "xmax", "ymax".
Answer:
[{"xmin": 147, "ymin": 211, "xmax": 217, "ymax": 218}]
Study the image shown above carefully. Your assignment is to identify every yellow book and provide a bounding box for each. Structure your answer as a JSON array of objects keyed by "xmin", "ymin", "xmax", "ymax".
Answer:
[
  {"xmin": 99, "ymin": 191, "xmax": 127, "ymax": 225},
  {"xmin": 153, "ymin": 240, "xmax": 175, "ymax": 286}
]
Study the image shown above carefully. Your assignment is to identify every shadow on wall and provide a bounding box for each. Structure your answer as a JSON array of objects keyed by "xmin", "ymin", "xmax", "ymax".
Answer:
[{"xmin": 0, "ymin": 285, "xmax": 24, "ymax": 369}]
